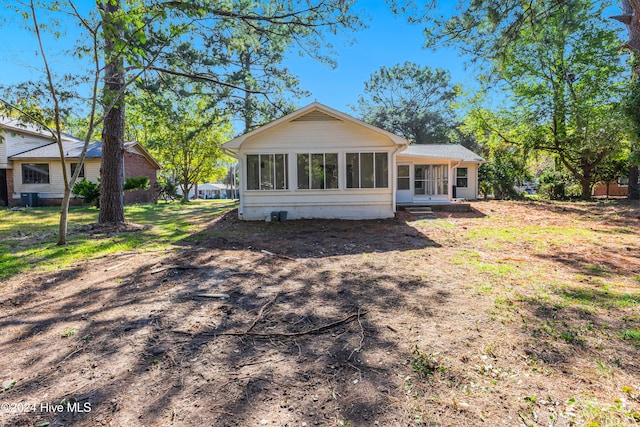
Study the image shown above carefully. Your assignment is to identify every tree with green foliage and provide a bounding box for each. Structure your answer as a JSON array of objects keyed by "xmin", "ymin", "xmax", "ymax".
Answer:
[
  {"xmin": 463, "ymin": 108, "xmax": 531, "ymax": 199},
  {"xmin": 395, "ymin": 0, "xmax": 628, "ymax": 200},
  {"xmin": 1, "ymin": 0, "xmax": 107, "ymax": 245},
  {"xmin": 128, "ymin": 89, "xmax": 233, "ymax": 203},
  {"xmin": 391, "ymin": 0, "xmax": 640, "ymax": 200},
  {"xmin": 494, "ymin": 1, "xmax": 628, "ymax": 199},
  {"xmin": 353, "ymin": 62, "xmax": 459, "ymax": 144},
  {"xmin": 3, "ymin": 0, "xmax": 363, "ymax": 234}
]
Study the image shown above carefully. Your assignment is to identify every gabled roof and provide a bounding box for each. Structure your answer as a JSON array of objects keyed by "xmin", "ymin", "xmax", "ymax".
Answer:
[
  {"xmin": 0, "ymin": 116, "xmax": 81, "ymax": 142},
  {"xmin": 399, "ymin": 144, "xmax": 486, "ymax": 163},
  {"xmin": 222, "ymin": 102, "xmax": 409, "ymax": 151},
  {"xmin": 9, "ymin": 140, "xmax": 162, "ymax": 170},
  {"xmin": 10, "ymin": 140, "xmax": 103, "ymax": 159}
]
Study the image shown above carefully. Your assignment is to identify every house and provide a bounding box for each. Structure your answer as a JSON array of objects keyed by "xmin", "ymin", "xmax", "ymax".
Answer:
[
  {"xmin": 592, "ymin": 177, "xmax": 628, "ymax": 198},
  {"xmin": 221, "ymin": 102, "xmax": 485, "ymax": 220},
  {"xmin": 196, "ymin": 183, "xmax": 232, "ymax": 199},
  {"xmin": 177, "ymin": 183, "xmax": 233, "ymax": 200},
  {"xmin": 0, "ymin": 116, "xmax": 161, "ymax": 206}
]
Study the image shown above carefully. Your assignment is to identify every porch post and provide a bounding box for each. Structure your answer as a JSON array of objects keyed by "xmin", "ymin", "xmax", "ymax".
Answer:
[
  {"xmin": 392, "ymin": 150, "xmax": 397, "ymax": 212},
  {"xmin": 448, "ymin": 160, "xmax": 453, "ymax": 201}
]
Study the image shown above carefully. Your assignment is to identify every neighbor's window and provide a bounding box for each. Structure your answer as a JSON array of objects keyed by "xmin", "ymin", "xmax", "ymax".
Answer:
[
  {"xmin": 456, "ymin": 167, "xmax": 468, "ymax": 188},
  {"xmin": 346, "ymin": 152, "xmax": 388, "ymax": 189},
  {"xmin": 246, "ymin": 154, "xmax": 288, "ymax": 190},
  {"xmin": 70, "ymin": 163, "xmax": 85, "ymax": 178},
  {"xmin": 619, "ymin": 176, "xmax": 629, "ymax": 186},
  {"xmin": 22, "ymin": 163, "xmax": 50, "ymax": 184},
  {"xmin": 297, "ymin": 153, "xmax": 338, "ymax": 189}
]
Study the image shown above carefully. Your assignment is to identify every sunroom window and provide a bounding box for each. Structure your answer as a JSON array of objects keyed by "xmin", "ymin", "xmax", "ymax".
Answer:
[
  {"xmin": 246, "ymin": 154, "xmax": 288, "ymax": 190},
  {"xmin": 296, "ymin": 153, "xmax": 338, "ymax": 189},
  {"xmin": 346, "ymin": 152, "xmax": 388, "ymax": 189}
]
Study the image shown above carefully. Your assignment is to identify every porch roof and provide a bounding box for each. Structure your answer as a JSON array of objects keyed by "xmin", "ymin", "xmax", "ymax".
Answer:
[{"xmin": 398, "ymin": 144, "xmax": 486, "ymax": 163}]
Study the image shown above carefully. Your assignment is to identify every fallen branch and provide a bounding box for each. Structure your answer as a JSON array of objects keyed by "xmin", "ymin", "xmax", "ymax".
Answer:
[
  {"xmin": 348, "ymin": 308, "xmax": 365, "ymax": 360},
  {"xmin": 218, "ymin": 310, "xmax": 367, "ymax": 338},
  {"xmin": 195, "ymin": 293, "xmax": 230, "ymax": 299},
  {"xmin": 105, "ymin": 259, "xmax": 131, "ymax": 271},
  {"xmin": 260, "ymin": 249, "xmax": 296, "ymax": 261},
  {"xmin": 245, "ymin": 293, "xmax": 279, "ymax": 334},
  {"xmin": 150, "ymin": 265, "xmax": 202, "ymax": 274}
]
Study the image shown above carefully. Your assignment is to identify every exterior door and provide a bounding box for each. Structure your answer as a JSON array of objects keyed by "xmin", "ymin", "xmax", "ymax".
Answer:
[
  {"xmin": 0, "ymin": 170, "xmax": 7, "ymax": 206},
  {"xmin": 396, "ymin": 164, "xmax": 412, "ymax": 203},
  {"xmin": 414, "ymin": 165, "xmax": 448, "ymax": 199}
]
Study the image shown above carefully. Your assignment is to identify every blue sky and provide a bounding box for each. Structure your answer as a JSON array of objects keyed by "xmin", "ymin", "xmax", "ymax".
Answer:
[
  {"xmin": 0, "ymin": 1, "xmax": 475, "ymax": 119},
  {"xmin": 282, "ymin": 1, "xmax": 475, "ymax": 114}
]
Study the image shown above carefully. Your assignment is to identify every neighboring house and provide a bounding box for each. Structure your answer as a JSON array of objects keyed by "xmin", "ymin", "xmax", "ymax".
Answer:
[
  {"xmin": 177, "ymin": 183, "xmax": 232, "ymax": 200},
  {"xmin": 0, "ymin": 116, "xmax": 161, "ymax": 206},
  {"xmin": 222, "ymin": 102, "xmax": 485, "ymax": 220},
  {"xmin": 592, "ymin": 177, "xmax": 629, "ymax": 198}
]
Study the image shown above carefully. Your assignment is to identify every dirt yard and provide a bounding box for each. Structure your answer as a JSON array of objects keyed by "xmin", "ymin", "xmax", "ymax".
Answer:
[{"xmin": 1, "ymin": 200, "xmax": 639, "ymax": 426}]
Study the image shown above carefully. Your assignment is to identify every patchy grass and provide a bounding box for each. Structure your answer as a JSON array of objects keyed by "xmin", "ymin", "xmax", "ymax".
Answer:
[
  {"xmin": 1, "ymin": 199, "xmax": 639, "ymax": 427},
  {"xmin": 0, "ymin": 200, "xmax": 236, "ymax": 280}
]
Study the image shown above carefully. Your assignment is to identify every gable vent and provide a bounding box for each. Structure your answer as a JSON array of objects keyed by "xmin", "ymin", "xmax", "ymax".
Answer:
[{"xmin": 292, "ymin": 110, "xmax": 342, "ymax": 122}]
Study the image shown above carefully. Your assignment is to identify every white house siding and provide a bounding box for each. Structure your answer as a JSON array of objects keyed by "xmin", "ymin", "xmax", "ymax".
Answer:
[
  {"xmin": 454, "ymin": 162, "xmax": 479, "ymax": 200},
  {"xmin": 12, "ymin": 159, "xmax": 101, "ymax": 200},
  {"xmin": 395, "ymin": 156, "xmax": 481, "ymax": 201},
  {"xmin": 239, "ymin": 119, "xmax": 398, "ymax": 220},
  {"xmin": 0, "ymin": 131, "xmax": 53, "ymax": 168}
]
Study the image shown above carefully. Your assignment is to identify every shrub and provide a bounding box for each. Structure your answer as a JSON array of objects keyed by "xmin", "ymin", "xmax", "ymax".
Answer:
[
  {"xmin": 72, "ymin": 178, "xmax": 100, "ymax": 207},
  {"xmin": 123, "ymin": 176, "xmax": 150, "ymax": 191},
  {"xmin": 538, "ymin": 170, "xmax": 571, "ymax": 200}
]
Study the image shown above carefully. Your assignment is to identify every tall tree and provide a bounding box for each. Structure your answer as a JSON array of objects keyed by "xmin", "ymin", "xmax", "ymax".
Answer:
[
  {"xmin": 99, "ymin": 0, "xmax": 126, "ymax": 224},
  {"xmin": 1, "ymin": 0, "xmax": 117, "ymax": 243},
  {"xmin": 391, "ymin": 0, "xmax": 640, "ymax": 199},
  {"xmin": 614, "ymin": 0, "xmax": 640, "ymax": 199},
  {"xmin": 127, "ymin": 88, "xmax": 233, "ymax": 202},
  {"xmin": 353, "ymin": 62, "xmax": 459, "ymax": 144},
  {"xmin": 497, "ymin": 2, "xmax": 628, "ymax": 199},
  {"xmin": 4, "ymin": 0, "xmax": 363, "ymax": 228}
]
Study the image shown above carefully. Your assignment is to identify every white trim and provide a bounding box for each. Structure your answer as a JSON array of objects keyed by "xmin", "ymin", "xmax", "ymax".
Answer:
[{"xmin": 222, "ymin": 102, "xmax": 409, "ymax": 151}]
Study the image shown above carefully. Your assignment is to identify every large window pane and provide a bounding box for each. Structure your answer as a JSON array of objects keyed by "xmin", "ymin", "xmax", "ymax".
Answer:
[
  {"xmin": 346, "ymin": 153, "xmax": 359, "ymax": 188},
  {"xmin": 22, "ymin": 163, "xmax": 50, "ymax": 184},
  {"xmin": 275, "ymin": 154, "xmax": 287, "ymax": 190},
  {"xmin": 246, "ymin": 155, "xmax": 259, "ymax": 190},
  {"xmin": 375, "ymin": 152, "xmax": 388, "ymax": 188},
  {"xmin": 360, "ymin": 153, "xmax": 374, "ymax": 188},
  {"xmin": 260, "ymin": 154, "xmax": 274, "ymax": 190},
  {"xmin": 297, "ymin": 154, "xmax": 309, "ymax": 189},
  {"xmin": 325, "ymin": 153, "xmax": 338, "ymax": 189},
  {"xmin": 397, "ymin": 165, "xmax": 410, "ymax": 190},
  {"xmin": 311, "ymin": 153, "xmax": 325, "ymax": 189}
]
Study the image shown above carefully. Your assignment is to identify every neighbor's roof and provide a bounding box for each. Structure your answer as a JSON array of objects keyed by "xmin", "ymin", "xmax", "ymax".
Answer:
[
  {"xmin": 222, "ymin": 102, "xmax": 409, "ymax": 152},
  {"xmin": 399, "ymin": 144, "xmax": 486, "ymax": 163},
  {"xmin": 198, "ymin": 183, "xmax": 225, "ymax": 190},
  {"xmin": 10, "ymin": 140, "xmax": 103, "ymax": 159},
  {"xmin": 9, "ymin": 140, "xmax": 162, "ymax": 170},
  {"xmin": 0, "ymin": 116, "xmax": 81, "ymax": 142}
]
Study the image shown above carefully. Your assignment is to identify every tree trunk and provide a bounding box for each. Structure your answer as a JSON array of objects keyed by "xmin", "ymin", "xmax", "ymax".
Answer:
[
  {"xmin": 581, "ymin": 177, "xmax": 592, "ymax": 201},
  {"xmin": 629, "ymin": 165, "xmax": 640, "ymax": 199},
  {"xmin": 57, "ymin": 188, "xmax": 71, "ymax": 245},
  {"xmin": 181, "ymin": 184, "xmax": 190, "ymax": 203},
  {"xmin": 98, "ymin": 0, "xmax": 125, "ymax": 224},
  {"xmin": 613, "ymin": 1, "xmax": 640, "ymax": 200}
]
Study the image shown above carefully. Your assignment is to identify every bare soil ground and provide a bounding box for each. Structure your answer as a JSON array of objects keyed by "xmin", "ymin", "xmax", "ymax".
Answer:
[{"xmin": 1, "ymin": 200, "xmax": 639, "ymax": 426}]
